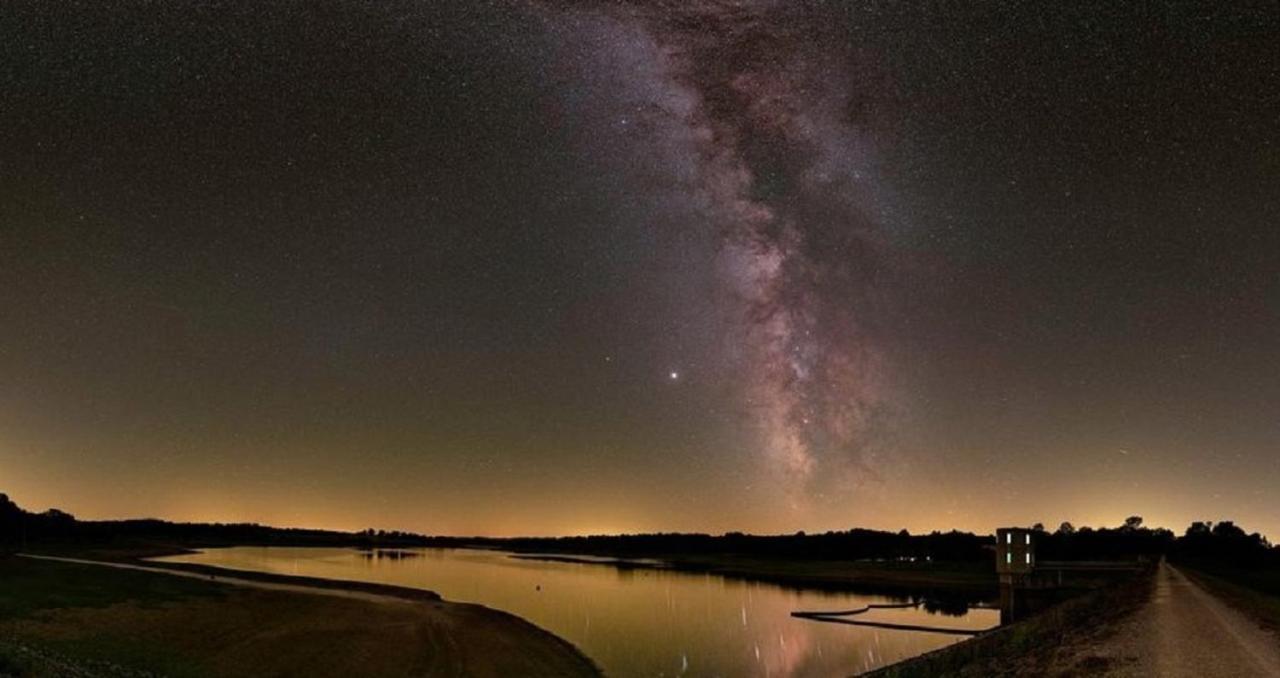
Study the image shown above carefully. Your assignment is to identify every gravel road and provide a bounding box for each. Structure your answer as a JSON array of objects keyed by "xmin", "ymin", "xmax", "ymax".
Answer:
[{"xmin": 1094, "ymin": 561, "xmax": 1280, "ymax": 677}]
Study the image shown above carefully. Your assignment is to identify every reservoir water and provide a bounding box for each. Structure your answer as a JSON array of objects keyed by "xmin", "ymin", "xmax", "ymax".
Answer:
[{"xmin": 154, "ymin": 547, "xmax": 998, "ymax": 677}]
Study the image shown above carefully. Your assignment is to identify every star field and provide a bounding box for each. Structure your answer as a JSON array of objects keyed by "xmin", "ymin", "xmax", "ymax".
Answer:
[{"xmin": 1, "ymin": 0, "xmax": 1277, "ymax": 537}]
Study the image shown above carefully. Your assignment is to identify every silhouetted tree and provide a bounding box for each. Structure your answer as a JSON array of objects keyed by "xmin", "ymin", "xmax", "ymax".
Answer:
[
  {"xmin": 0, "ymin": 493, "xmax": 23, "ymax": 546},
  {"xmin": 1211, "ymin": 521, "xmax": 1246, "ymax": 539},
  {"xmin": 1174, "ymin": 519, "xmax": 1273, "ymax": 570},
  {"xmin": 1186, "ymin": 521, "xmax": 1212, "ymax": 537}
]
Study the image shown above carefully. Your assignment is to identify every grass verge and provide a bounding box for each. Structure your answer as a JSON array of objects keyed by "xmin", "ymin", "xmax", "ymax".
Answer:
[{"xmin": 1177, "ymin": 563, "xmax": 1280, "ymax": 634}]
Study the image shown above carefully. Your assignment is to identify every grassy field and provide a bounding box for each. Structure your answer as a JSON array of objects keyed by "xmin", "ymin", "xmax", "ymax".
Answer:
[{"xmin": 0, "ymin": 554, "xmax": 599, "ymax": 677}]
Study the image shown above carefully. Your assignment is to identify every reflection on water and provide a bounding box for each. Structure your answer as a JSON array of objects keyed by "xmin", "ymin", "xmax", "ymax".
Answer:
[{"xmin": 154, "ymin": 547, "xmax": 997, "ymax": 677}]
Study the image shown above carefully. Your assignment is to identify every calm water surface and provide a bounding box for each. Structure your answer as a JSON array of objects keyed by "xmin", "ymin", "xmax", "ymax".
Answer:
[{"xmin": 154, "ymin": 547, "xmax": 997, "ymax": 677}]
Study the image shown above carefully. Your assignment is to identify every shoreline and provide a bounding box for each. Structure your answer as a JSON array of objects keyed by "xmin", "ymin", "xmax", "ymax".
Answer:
[
  {"xmin": 16, "ymin": 543, "xmax": 995, "ymax": 675},
  {"xmin": 18, "ymin": 553, "xmax": 444, "ymax": 604},
  {"xmin": 507, "ymin": 550, "xmax": 998, "ymax": 600},
  {"xmin": 139, "ymin": 552, "xmax": 604, "ymax": 672},
  {"xmin": 73, "ymin": 541, "xmax": 995, "ymax": 599},
  {"xmin": 8, "ymin": 549, "xmax": 602, "ymax": 677}
]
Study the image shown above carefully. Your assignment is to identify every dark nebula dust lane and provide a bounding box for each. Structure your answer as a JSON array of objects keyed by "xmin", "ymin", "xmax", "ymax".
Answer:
[{"xmin": 534, "ymin": 0, "xmax": 906, "ymax": 499}]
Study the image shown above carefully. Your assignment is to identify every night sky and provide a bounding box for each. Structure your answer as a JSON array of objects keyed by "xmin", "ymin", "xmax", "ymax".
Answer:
[{"xmin": 2, "ymin": 1, "xmax": 1277, "ymax": 538}]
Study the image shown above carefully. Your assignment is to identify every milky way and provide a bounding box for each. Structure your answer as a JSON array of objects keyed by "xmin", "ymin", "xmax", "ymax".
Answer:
[
  {"xmin": 6, "ymin": 0, "xmax": 1276, "ymax": 536},
  {"xmin": 539, "ymin": 1, "xmax": 900, "ymax": 496}
]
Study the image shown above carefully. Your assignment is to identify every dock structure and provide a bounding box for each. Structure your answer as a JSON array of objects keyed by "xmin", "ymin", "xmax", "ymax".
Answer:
[
  {"xmin": 995, "ymin": 527, "xmax": 1145, "ymax": 622},
  {"xmin": 995, "ymin": 527, "xmax": 1036, "ymax": 622}
]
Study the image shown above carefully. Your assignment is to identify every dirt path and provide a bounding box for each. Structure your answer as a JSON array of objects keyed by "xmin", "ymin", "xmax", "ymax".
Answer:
[
  {"xmin": 1095, "ymin": 561, "xmax": 1280, "ymax": 677},
  {"xmin": 18, "ymin": 553, "xmax": 414, "ymax": 605}
]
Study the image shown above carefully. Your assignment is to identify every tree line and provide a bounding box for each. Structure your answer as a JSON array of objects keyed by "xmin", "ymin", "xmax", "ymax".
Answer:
[
  {"xmin": 1023, "ymin": 515, "xmax": 1274, "ymax": 569},
  {"xmin": 0, "ymin": 492, "xmax": 432, "ymax": 549},
  {"xmin": 2, "ymin": 493, "xmax": 1274, "ymax": 569}
]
